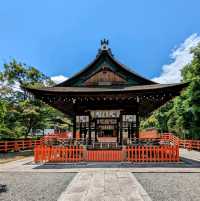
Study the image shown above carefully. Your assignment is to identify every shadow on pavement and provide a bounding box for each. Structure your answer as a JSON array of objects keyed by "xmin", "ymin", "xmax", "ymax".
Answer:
[{"xmin": 32, "ymin": 157, "xmax": 200, "ymax": 169}]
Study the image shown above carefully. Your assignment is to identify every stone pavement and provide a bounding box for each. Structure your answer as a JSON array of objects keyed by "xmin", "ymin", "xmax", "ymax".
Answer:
[
  {"xmin": 1, "ymin": 149, "xmax": 200, "ymax": 201},
  {"xmin": 180, "ymin": 148, "xmax": 200, "ymax": 161},
  {"xmin": 57, "ymin": 171, "xmax": 152, "ymax": 201}
]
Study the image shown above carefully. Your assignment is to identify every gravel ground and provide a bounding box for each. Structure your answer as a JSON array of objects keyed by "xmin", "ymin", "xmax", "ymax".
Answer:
[
  {"xmin": 0, "ymin": 172, "xmax": 75, "ymax": 201},
  {"xmin": 134, "ymin": 173, "xmax": 200, "ymax": 201}
]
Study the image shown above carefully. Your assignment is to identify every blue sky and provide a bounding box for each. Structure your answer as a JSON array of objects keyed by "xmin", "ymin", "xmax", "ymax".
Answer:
[{"xmin": 0, "ymin": 0, "xmax": 200, "ymax": 83}]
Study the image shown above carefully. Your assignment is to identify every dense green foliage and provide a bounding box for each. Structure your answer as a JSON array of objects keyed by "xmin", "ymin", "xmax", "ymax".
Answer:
[
  {"xmin": 141, "ymin": 45, "xmax": 200, "ymax": 139},
  {"xmin": 0, "ymin": 60, "xmax": 71, "ymax": 140}
]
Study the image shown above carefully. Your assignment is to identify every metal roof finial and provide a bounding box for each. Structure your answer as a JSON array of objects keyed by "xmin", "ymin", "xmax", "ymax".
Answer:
[{"xmin": 100, "ymin": 39, "xmax": 109, "ymax": 50}]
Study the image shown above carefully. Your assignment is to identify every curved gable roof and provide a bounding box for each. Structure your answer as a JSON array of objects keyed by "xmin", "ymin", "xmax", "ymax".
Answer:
[{"xmin": 56, "ymin": 43, "xmax": 156, "ymax": 87}]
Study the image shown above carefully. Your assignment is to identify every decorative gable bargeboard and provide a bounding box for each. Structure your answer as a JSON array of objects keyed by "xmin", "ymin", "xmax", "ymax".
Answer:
[{"xmin": 84, "ymin": 67, "xmax": 127, "ymax": 86}]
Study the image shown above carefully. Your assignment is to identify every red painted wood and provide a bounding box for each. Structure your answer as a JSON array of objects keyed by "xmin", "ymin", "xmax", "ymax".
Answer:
[
  {"xmin": 34, "ymin": 145, "xmax": 84, "ymax": 163},
  {"xmin": 86, "ymin": 150, "xmax": 123, "ymax": 161},
  {"xmin": 126, "ymin": 145, "xmax": 179, "ymax": 162},
  {"xmin": 0, "ymin": 139, "xmax": 42, "ymax": 152}
]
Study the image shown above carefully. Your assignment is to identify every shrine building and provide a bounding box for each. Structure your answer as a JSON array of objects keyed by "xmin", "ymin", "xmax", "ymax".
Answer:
[{"xmin": 25, "ymin": 39, "xmax": 187, "ymax": 146}]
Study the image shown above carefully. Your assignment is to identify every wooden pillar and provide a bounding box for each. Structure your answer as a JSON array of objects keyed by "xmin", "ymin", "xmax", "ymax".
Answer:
[
  {"xmin": 116, "ymin": 119, "xmax": 119, "ymax": 143},
  {"xmin": 88, "ymin": 115, "xmax": 92, "ymax": 145},
  {"xmin": 95, "ymin": 119, "xmax": 97, "ymax": 142},
  {"xmin": 80, "ymin": 122, "xmax": 82, "ymax": 140},
  {"xmin": 73, "ymin": 115, "xmax": 76, "ymax": 139},
  {"xmin": 136, "ymin": 97, "xmax": 140, "ymax": 139},
  {"xmin": 84, "ymin": 129, "xmax": 87, "ymax": 142},
  {"xmin": 119, "ymin": 115, "xmax": 123, "ymax": 145},
  {"xmin": 72, "ymin": 101, "xmax": 77, "ymax": 139},
  {"xmin": 128, "ymin": 124, "xmax": 131, "ymax": 139},
  {"xmin": 131, "ymin": 122, "xmax": 134, "ymax": 140},
  {"xmin": 136, "ymin": 113, "xmax": 139, "ymax": 139}
]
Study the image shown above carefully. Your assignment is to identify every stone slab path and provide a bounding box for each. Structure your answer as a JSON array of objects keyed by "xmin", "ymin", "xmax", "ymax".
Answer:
[
  {"xmin": 57, "ymin": 171, "xmax": 152, "ymax": 201},
  {"xmin": 180, "ymin": 148, "xmax": 200, "ymax": 161}
]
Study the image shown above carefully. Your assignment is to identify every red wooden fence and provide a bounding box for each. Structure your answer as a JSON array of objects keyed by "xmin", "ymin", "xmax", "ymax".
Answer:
[
  {"xmin": 162, "ymin": 133, "xmax": 200, "ymax": 151},
  {"xmin": 0, "ymin": 132, "xmax": 71, "ymax": 153},
  {"xmin": 179, "ymin": 140, "xmax": 200, "ymax": 150},
  {"xmin": 0, "ymin": 139, "xmax": 42, "ymax": 152},
  {"xmin": 42, "ymin": 131, "xmax": 80, "ymax": 142},
  {"xmin": 86, "ymin": 150, "xmax": 123, "ymax": 161},
  {"xmin": 1, "ymin": 132, "xmax": 199, "ymax": 157},
  {"xmin": 161, "ymin": 133, "xmax": 180, "ymax": 145},
  {"xmin": 126, "ymin": 145, "xmax": 179, "ymax": 162},
  {"xmin": 34, "ymin": 145, "xmax": 84, "ymax": 162},
  {"xmin": 139, "ymin": 130, "xmax": 160, "ymax": 139},
  {"xmin": 34, "ymin": 145, "xmax": 179, "ymax": 163},
  {"xmin": 43, "ymin": 132, "xmax": 69, "ymax": 141}
]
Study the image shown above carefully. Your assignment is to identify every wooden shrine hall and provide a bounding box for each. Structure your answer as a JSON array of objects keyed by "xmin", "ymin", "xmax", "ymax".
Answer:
[{"xmin": 25, "ymin": 39, "xmax": 187, "ymax": 146}]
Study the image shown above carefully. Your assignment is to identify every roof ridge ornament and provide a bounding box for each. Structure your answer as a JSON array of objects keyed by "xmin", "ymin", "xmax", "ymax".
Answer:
[
  {"xmin": 101, "ymin": 39, "xmax": 109, "ymax": 50},
  {"xmin": 97, "ymin": 39, "xmax": 113, "ymax": 56}
]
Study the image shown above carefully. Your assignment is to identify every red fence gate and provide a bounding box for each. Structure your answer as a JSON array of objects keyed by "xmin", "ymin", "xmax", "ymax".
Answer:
[{"xmin": 86, "ymin": 150, "xmax": 123, "ymax": 161}]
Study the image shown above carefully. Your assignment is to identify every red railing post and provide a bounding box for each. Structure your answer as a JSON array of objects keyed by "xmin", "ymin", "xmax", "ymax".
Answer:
[
  {"xmin": 149, "ymin": 146, "xmax": 152, "ymax": 162},
  {"xmin": 5, "ymin": 141, "xmax": 8, "ymax": 152},
  {"xmin": 14, "ymin": 141, "xmax": 18, "ymax": 152}
]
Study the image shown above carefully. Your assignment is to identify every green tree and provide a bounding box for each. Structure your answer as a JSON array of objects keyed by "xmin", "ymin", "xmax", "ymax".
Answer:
[
  {"xmin": 0, "ymin": 59, "xmax": 70, "ymax": 139},
  {"xmin": 141, "ymin": 44, "xmax": 200, "ymax": 139},
  {"xmin": 180, "ymin": 45, "xmax": 200, "ymax": 139}
]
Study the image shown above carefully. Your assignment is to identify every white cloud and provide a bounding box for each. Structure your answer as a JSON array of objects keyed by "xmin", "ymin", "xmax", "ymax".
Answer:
[
  {"xmin": 152, "ymin": 33, "xmax": 200, "ymax": 84},
  {"xmin": 51, "ymin": 75, "xmax": 68, "ymax": 84}
]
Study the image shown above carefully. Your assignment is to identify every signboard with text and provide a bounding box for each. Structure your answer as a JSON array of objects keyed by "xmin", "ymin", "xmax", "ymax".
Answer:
[{"xmin": 90, "ymin": 110, "xmax": 121, "ymax": 118}]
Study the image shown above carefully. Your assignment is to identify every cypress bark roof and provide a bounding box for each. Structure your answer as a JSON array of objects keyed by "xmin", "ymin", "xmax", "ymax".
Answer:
[
  {"xmin": 25, "ymin": 83, "xmax": 188, "ymax": 94},
  {"xmin": 56, "ymin": 42, "xmax": 156, "ymax": 87},
  {"xmin": 23, "ymin": 40, "xmax": 189, "ymax": 116}
]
